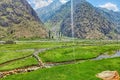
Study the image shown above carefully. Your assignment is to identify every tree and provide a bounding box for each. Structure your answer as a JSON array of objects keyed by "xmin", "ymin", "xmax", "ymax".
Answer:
[{"xmin": 48, "ymin": 30, "xmax": 51, "ymax": 39}]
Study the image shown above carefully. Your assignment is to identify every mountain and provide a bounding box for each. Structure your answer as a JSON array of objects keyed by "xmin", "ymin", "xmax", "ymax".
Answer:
[
  {"xmin": 0, "ymin": 0, "xmax": 47, "ymax": 40},
  {"xmin": 96, "ymin": 8, "xmax": 120, "ymax": 34},
  {"xmin": 60, "ymin": 0, "xmax": 118, "ymax": 39},
  {"xmin": 43, "ymin": 1, "xmax": 71, "ymax": 38},
  {"xmin": 43, "ymin": 0, "xmax": 119, "ymax": 39},
  {"xmin": 36, "ymin": 0, "xmax": 63, "ymax": 22}
]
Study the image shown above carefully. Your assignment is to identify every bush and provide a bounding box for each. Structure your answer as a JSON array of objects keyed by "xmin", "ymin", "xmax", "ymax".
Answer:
[{"xmin": 4, "ymin": 40, "xmax": 16, "ymax": 44}]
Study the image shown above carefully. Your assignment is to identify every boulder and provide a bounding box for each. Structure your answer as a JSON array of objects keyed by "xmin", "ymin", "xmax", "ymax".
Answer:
[{"xmin": 96, "ymin": 71, "xmax": 119, "ymax": 80}]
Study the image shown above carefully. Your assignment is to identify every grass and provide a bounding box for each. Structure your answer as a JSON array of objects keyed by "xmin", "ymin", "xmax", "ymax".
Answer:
[
  {"xmin": 0, "ymin": 41, "xmax": 74, "ymax": 51},
  {"xmin": 39, "ymin": 44, "xmax": 120, "ymax": 62},
  {"xmin": 0, "ymin": 40, "xmax": 120, "ymax": 80},
  {"xmin": 0, "ymin": 57, "xmax": 38, "ymax": 71},
  {"xmin": 0, "ymin": 41, "xmax": 73, "ymax": 63},
  {"xmin": 0, "ymin": 41, "xmax": 75, "ymax": 70},
  {"xmin": 1, "ymin": 57, "xmax": 120, "ymax": 80},
  {"xmin": 0, "ymin": 51, "xmax": 33, "ymax": 64}
]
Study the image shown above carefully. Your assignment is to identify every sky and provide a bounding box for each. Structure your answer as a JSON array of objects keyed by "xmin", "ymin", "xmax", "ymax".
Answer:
[
  {"xmin": 27, "ymin": 0, "xmax": 120, "ymax": 12},
  {"xmin": 27, "ymin": 0, "xmax": 69, "ymax": 9},
  {"xmin": 87, "ymin": 0, "xmax": 120, "ymax": 12}
]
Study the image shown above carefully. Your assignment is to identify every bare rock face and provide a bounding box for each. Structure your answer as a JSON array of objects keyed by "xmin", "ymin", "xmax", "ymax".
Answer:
[{"xmin": 96, "ymin": 71, "xmax": 120, "ymax": 80}]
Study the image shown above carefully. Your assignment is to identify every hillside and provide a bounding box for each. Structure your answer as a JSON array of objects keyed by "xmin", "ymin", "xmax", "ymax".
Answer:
[
  {"xmin": 41, "ymin": 0, "xmax": 119, "ymax": 39},
  {"xmin": 0, "ymin": 0, "xmax": 47, "ymax": 40},
  {"xmin": 35, "ymin": 0, "xmax": 120, "ymax": 39},
  {"xmin": 96, "ymin": 8, "xmax": 120, "ymax": 34},
  {"xmin": 61, "ymin": 0, "xmax": 117, "ymax": 39},
  {"xmin": 36, "ymin": 0, "xmax": 63, "ymax": 22},
  {"xmin": 43, "ymin": 1, "xmax": 71, "ymax": 38}
]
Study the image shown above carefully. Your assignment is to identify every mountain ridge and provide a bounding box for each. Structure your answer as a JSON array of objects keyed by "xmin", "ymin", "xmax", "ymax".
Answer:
[
  {"xmin": 36, "ymin": 0, "xmax": 120, "ymax": 39},
  {"xmin": 36, "ymin": 0, "xmax": 63, "ymax": 22},
  {"xmin": 61, "ymin": 0, "xmax": 115, "ymax": 39}
]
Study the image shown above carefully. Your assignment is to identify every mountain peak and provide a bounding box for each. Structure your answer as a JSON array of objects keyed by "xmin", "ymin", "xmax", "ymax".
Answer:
[{"xmin": 36, "ymin": 0, "xmax": 63, "ymax": 22}]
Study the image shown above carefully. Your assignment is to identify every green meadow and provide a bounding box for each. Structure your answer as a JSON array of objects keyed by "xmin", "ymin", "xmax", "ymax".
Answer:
[{"xmin": 0, "ymin": 40, "xmax": 120, "ymax": 80}]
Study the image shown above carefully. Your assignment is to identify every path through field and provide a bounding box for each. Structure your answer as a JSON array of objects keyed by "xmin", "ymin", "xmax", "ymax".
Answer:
[{"xmin": 0, "ymin": 45, "xmax": 120, "ymax": 78}]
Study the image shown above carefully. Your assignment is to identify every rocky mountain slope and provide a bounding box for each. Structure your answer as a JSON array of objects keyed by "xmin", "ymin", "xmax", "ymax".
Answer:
[
  {"xmin": 40, "ymin": 0, "xmax": 119, "ymax": 39},
  {"xmin": 43, "ymin": 1, "xmax": 71, "ymax": 38},
  {"xmin": 96, "ymin": 8, "xmax": 120, "ymax": 34},
  {"xmin": 0, "ymin": 0, "xmax": 47, "ymax": 40},
  {"xmin": 61, "ymin": 0, "xmax": 117, "ymax": 39},
  {"xmin": 36, "ymin": 0, "xmax": 63, "ymax": 22}
]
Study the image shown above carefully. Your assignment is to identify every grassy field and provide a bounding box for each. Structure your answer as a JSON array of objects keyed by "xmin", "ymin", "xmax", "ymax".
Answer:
[
  {"xmin": 0, "ymin": 42, "xmax": 73, "ymax": 51},
  {"xmin": 1, "ymin": 57, "xmax": 120, "ymax": 80},
  {"xmin": 0, "ymin": 41, "xmax": 75, "ymax": 71},
  {"xmin": 0, "ymin": 40, "xmax": 120, "ymax": 80},
  {"xmin": 0, "ymin": 51, "xmax": 33, "ymax": 64},
  {"xmin": 39, "ymin": 44, "xmax": 120, "ymax": 62},
  {"xmin": 0, "ymin": 57, "xmax": 38, "ymax": 71},
  {"xmin": 0, "ymin": 41, "xmax": 73, "ymax": 63}
]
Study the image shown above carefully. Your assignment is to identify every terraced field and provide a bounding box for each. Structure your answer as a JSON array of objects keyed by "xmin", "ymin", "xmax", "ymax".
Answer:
[{"xmin": 0, "ymin": 40, "xmax": 120, "ymax": 80}]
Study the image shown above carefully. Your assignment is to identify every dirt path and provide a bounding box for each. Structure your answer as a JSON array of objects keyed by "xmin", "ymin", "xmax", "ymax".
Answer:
[
  {"xmin": 0, "ymin": 46, "xmax": 77, "ymax": 78},
  {"xmin": 0, "ymin": 59, "xmax": 85, "ymax": 78},
  {"xmin": 32, "ymin": 48, "xmax": 50, "ymax": 67}
]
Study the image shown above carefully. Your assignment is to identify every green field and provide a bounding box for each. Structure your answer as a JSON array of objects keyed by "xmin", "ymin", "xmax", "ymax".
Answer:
[
  {"xmin": 0, "ymin": 40, "xmax": 120, "ymax": 80},
  {"xmin": 1, "ymin": 58, "xmax": 120, "ymax": 80},
  {"xmin": 0, "ymin": 57, "xmax": 38, "ymax": 71},
  {"xmin": 39, "ymin": 44, "xmax": 120, "ymax": 62}
]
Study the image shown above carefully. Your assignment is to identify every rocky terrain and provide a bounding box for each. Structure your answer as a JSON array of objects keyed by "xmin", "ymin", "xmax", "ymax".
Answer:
[
  {"xmin": 61, "ymin": 0, "xmax": 117, "ymax": 39},
  {"xmin": 0, "ymin": 0, "xmax": 47, "ymax": 40},
  {"xmin": 36, "ymin": 0, "xmax": 120, "ymax": 39}
]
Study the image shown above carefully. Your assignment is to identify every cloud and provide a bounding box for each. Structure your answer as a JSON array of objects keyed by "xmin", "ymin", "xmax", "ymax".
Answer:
[
  {"xmin": 34, "ymin": 0, "xmax": 53, "ymax": 9},
  {"xmin": 27, "ymin": 0, "xmax": 69, "ymax": 9},
  {"xmin": 99, "ymin": 2, "xmax": 119, "ymax": 12},
  {"xmin": 27, "ymin": 0, "xmax": 53, "ymax": 9},
  {"xmin": 60, "ymin": 0, "xmax": 68, "ymax": 3}
]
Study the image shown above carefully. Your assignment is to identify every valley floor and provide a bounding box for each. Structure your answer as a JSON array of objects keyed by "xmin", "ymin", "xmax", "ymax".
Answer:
[{"xmin": 0, "ymin": 40, "xmax": 120, "ymax": 80}]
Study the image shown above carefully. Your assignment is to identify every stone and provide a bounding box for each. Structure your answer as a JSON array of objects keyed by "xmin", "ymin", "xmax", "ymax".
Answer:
[
  {"xmin": 96, "ymin": 71, "xmax": 119, "ymax": 80},
  {"xmin": 0, "ymin": 72, "xmax": 3, "ymax": 78}
]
